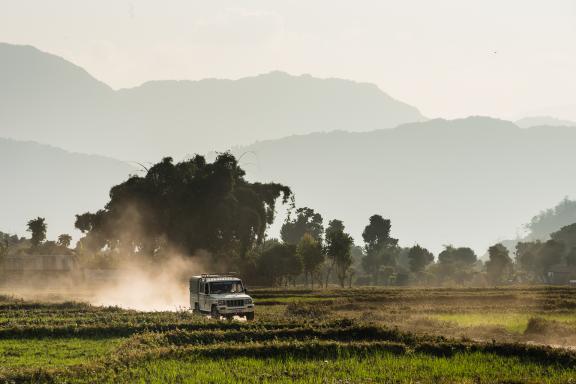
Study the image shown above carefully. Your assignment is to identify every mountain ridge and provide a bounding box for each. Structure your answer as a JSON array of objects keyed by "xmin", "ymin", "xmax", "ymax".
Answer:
[
  {"xmin": 0, "ymin": 42, "xmax": 425, "ymax": 161},
  {"xmin": 231, "ymin": 117, "xmax": 576, "ymax": 255},
  {"xmin": 0, "ymin": 137, "xmax": 134, "ymax": 241}
]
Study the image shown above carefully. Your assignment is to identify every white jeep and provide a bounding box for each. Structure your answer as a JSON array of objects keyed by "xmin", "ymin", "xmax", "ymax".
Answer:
[{"xmin": 189, "ymin": 274, "xmax": 255, "ymax": 320}]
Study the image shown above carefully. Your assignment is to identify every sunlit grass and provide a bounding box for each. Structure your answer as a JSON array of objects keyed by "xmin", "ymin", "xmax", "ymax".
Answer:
[
  {"xmin": 0, "ymin": 337, "xmax": 123, "ymax": 367},
  {"xmin": 431, "ymin": 312, "xmax": 576, "ymax": 333},
  {"xmin": 75, "ymin": 351, "xmax": 576, "ymax": 384}
]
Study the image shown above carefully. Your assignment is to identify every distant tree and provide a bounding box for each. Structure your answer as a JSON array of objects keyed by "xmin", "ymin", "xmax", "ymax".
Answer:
[
  {"xmin": 526, "ymin": 198, "xmax": 576, "ymax": 240},
  {"xmin": 324, "ymin": 219, "xmax": 354, "ymax": 288},
  {"xmin": 26, "ymin": 217, "xmax": 47, "ymax": 248},
  {"xmin": 275, "ymin": 243, "xmax": 302, "ymax": 286},
  {"xmin": 347, "ymin": 267, "xmax": 357, "ymax": 288},
  {"xmin": 0, "ymin": 237, "xmax": 8, "ymax": 263},
  {"xmin": 281, "ymin": 207, "xmax": 324, "ymax": 245},
  {"xmin": 438, "ymin": 246, "xmax": 477, "ymax": 265},
  {"xmin": 486, "ymin": 243, "xmax": 513, "ymax": 284},
  {"xmin": 435, "ymin": 245, "xmax": 478, "ymax": 284},
  {"xmin": 297, "ymin": 233, "xmax": 324, "ymax": 288},
  {"xmin": 57, "ymin": 234, "xmax": 72, "ymax": 248},
  {"xmin": 550, "ymin": 223, "xmax": 576, "ymax": 250},
  {"xmin": 515, "ymin": 241, "xmax": 540, "ymax": 274},
  {"xmin": 324, "ymin": 219, "xmax": 342, "ymax": 287},
  {"xmin": 407, "ymin": 245, "xmax": 434, "ymax": 273},
  {"xmin": 257, "ymin": 242, "xmax": 301, "ymax": 287},
  {"xmin": 567, "ymin": 247, "xmax": 576, "ymax": 267},
  {"xmin": 535, "ymin": 240, "xmax": 564, "ymax": 276},
  {"xmin": 361, "ymin": 215, "xmax": 398, "ymax": 284}
]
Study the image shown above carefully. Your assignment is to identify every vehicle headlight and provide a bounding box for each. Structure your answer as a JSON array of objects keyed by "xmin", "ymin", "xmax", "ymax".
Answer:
[
  {"xmin": 245, "ymin": 298, "xmax": 253, "ymax": 304},
  {"xmin": 218, "ymin": 300, "xmax": 226, "ymax": 305}
]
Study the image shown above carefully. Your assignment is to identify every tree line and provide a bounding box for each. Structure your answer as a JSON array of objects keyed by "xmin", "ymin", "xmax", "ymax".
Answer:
[{"xmin": 4, "ymin": 154, "xmax": 576, "ymax": 287}]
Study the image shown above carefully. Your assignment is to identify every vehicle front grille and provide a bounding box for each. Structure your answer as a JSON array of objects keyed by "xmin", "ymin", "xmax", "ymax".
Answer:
[{"xmin": 226, "ymin": 300, "xmax": 245, "ymax": 307}]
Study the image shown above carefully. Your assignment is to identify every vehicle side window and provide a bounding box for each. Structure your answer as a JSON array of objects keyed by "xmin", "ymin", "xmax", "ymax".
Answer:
[
  {"xmin": 199, "ymin": 282, "xmax": 204, "ymax": 294},
  {"xmin": 204, "ymin": 283, "xmax": 209, "ymax": 294}
]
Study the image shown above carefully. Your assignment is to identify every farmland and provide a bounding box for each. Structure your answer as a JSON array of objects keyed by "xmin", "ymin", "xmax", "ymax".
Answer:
[{"xmin": 0, "ymin": 287, "xmax": 576, "ymax": 383}]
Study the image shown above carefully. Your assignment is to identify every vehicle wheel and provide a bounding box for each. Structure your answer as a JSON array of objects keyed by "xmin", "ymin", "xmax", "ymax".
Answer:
[
  {"xmin": 246, "ymin": 312, "xmax": 255, "ymax": 321},
  {"xmin": 211, "ymin": 305, "xmax": 220, "ymax": 320},
  {"xmin": 192, "ymin": 303, "xmax": 200, "ymax": 315}
]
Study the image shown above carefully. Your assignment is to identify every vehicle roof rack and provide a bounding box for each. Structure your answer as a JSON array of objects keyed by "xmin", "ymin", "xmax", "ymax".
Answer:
[{"xmin": 200, "ymin": 272, "xmax": 239, "ymax": 278}]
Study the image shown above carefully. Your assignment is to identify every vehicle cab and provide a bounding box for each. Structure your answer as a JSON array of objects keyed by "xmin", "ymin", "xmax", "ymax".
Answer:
[{"xmin": 189, "ymin": 274, "xmax": 255, "ymax": 320}]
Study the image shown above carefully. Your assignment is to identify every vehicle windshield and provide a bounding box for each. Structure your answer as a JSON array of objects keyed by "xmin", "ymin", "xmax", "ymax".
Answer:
[{"xmin": 209, "ymin": 281, "xmax": 244, "ymax": 294}]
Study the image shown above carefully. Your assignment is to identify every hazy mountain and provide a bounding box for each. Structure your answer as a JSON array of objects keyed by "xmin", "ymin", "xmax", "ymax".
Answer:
[
  {"xmin": 516, "ymin": 116, "xmax": 576, "ymax": 129},
  {"xmin": 0, "ymin": 43, "xmax": 425, "ymax": 162},
  {"xmin": 496, "ymin": 198, "xmax": 576, "ymax": 257},
  {"xmin": 232, "ymin": 117, "xmax": 576, "ymax": 255},
  {"xmin": 0, "ymin": 138, "xmax": 134, "ymax": 242}
]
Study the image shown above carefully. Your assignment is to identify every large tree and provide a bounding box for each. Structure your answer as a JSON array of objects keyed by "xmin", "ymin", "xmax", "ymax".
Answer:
[
  {"xmin": 75, "ymin": 154, "xmax": 291, "ymax": 264},
  {"xmin": 324, "ymin": 219, "xmax": 354, "ymax": 288},
  {"xmin": 26, "ymin": 217, "xmax": 46, "ymax": 248},
  {"xmin": 361, "ymin": 215, "xmax": 398, "ymax": 284},
  {"xmin": 280, "ymin": 207, "xmax": 324, "ymax": 245}
]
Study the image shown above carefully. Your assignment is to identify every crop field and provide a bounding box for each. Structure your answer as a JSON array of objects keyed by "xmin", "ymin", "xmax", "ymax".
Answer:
[{"xmin": 0, "ymin": 287, "xmax": 576, "ymax": 383}]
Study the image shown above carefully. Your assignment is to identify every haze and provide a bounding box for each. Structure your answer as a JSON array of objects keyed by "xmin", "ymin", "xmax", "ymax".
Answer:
[
  {"xmin": 2, "ymin": 0, "xmax": 576, "ymax": 119},
  {"xmin": 1, "ymin": 1, "xmax": 576, "ymax": 257}
]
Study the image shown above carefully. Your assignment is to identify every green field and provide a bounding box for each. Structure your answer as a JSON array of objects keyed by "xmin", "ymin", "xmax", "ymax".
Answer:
[
  {"xmin": 0, "ymin": 287, "xmax": 576, "ymax": 383},
  {"xmin": 432, "ymin": 312, "xmax": 576, "ymax": 333}
]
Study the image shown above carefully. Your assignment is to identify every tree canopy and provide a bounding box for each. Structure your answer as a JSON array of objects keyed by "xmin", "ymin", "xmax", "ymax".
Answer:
[
  {"xmin": 486, "ymin": 243, "xmax": 513, "ymax": 284},
  {"xmin": 26, "ymin": 217, "xmax": 46, "ymax": 248},
  {"xmin": 325, "ymin": 219, "xmax": 354, "ymax": 287},
  {"xmin": 75, "ymin": 154, "xmax": 291, "ymax": 262},
  {"xmin": 407, "ymin": 245, "xmax": 434, "ymax": 273},
  {"xmin": 280, "ymin": 207, "xmax": 324, "ymax": 245},
  {"xmin": 361, "ymin": 215, "xmax": 398, "ymax": 284}
]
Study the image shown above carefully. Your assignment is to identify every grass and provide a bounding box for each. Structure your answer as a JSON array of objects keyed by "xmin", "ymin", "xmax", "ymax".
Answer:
[
  {"xmin": 70, "ymin": 350, "xmax": 576, "ymax": 384},
  {"xmin": 0, "ymin": 337, "xmax": 122, "ymax": 367},
  {"xmin": 0, "ymin": 287, "xmax": 576, "ymax": 382},
  {"xmin": 431, "ymin": 312, "xmax": 576, "ymax": 333}
]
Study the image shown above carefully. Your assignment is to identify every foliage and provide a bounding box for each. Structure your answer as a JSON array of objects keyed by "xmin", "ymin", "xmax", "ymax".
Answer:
[
  {"xmin": 438, "ymin": 246, "xmax": 477, "ymax": 265},
  {"xmin": 74, "ymin": 154, "xmax": 291, "ymax": 263},
  {"xmin": 255, "ymin": 242, "xmax": 301, "ymax": 286},
  {"xmin": 296, "ymin": 233, "xmax": 324, "ymax": 288},
  {"xmin": 485, "ymin": 243, "xmax": 513, "ymax": 284},
  {"xmin": 26, "ymin": 217, "xmax": 46, "ymax": 248},
  {"xmin": 526, "ymin": 198, "xmax": 576, "ymax": 240},
  {"xmin": 433, "ymin": 245, "xmax": 478, "ymax": 284},
  {"xmin": 361, "ymin": 215, "xmax": 398, "ymax": 284},
  {"xmin": 324, "ymin": 220, "xmax": 354, "ymax": 287},
  {"xmin": 280, "ymin": 207, "xmax": 324, "ymax": 245},
  {"xmin": 516, "ymin": 239, "xmax": 568, "ymax": 281},
  {"xmin": 407, "ymin": 245, "xmax": 434, "ymax": 273},
  {"xmin": 57, "ymin": 234, "xmax": 73, "ymax": 248},
  {"xmin": 551, "ymin": 223, "xmax": 576, "ymax": 246}
]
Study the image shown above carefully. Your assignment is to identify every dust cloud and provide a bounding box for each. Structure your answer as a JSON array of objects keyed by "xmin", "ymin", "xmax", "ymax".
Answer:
[
  {"xmin": 88, "ymin": 252, "xmax": 210, "ymax": 311},
  {"xmin": 0, "ymin": 251, "xmax": 216, "ymax": 312}
]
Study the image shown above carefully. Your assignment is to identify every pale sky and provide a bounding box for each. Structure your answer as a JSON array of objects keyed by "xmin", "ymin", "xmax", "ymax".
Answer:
[{"xmin": 2, "ymin": 0, "xmax": 576, "ymax": 120}]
